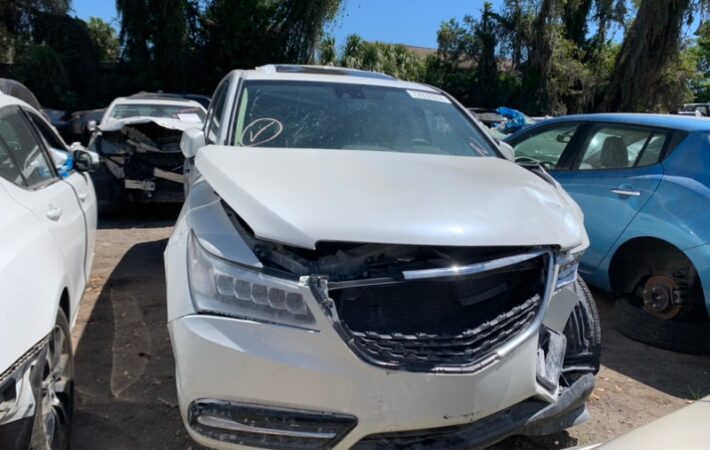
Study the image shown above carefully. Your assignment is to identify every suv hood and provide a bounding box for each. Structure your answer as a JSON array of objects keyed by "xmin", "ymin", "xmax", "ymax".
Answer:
[{"xmin": 195, "ymin": 146, "xmax": 586, "ymax": 250}]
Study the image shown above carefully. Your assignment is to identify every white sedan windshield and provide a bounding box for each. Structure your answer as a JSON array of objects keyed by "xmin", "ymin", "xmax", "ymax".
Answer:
[{"xmin": 233, "ymin": 81, "xmax": 498, "ymax": 157}]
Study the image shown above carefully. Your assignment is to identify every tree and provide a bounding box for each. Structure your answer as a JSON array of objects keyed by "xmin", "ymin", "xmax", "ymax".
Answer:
[
  {"xmin": 600, "ymin": 0, "xmax": 693, "ymax": 111},
  {"xmin": 323, "ymin": 34, "xmax": 424, "ymax": 81},
  {"xmin": 0, "ymin": 0, "xmax": 70, "ymax": 63},
  {"xmin": 12, "ymin": 44, "xmax": 69, "ymax": 107},
  {"xmin": 87, "ymin": 17, "xmax": 120, "ymax": 63},
  {"xmin": 116, "ymin": 0, "xmax": 193, "ymax": 91},
  {"xmin": 475, "ymin": 3, "xmax": 499, "ymax": 107},
  {"xmin": 199, "ymin": 0, "xmax": 341, "ymax": 89}
]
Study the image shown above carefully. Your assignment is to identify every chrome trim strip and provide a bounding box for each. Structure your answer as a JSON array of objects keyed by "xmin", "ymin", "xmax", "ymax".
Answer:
[
  {"xmin": 401, "ymin": 250, "xmax": 547, "ymax": 281},
  {"xmin": 196, "ymin": 415, "xmax": 336, "ymax": 439}
]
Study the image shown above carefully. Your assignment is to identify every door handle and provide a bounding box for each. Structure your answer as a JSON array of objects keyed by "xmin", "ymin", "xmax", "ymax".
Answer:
[
  {"xmin": 610, "ymin": 188, "xmax": 641, "ymax": 197},
  {"xmin": 46, "ymin": 205, "xmax": 63, "ymax": 221},
  {"xmin": 77, "ymin": 192, "xmax": 88, "ymax": 203}
]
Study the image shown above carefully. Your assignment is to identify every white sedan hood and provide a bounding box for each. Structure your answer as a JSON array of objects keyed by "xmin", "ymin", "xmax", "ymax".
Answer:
[{"xmin": 195, "ymin": 146, "xmax": 585, "ymax": 250}]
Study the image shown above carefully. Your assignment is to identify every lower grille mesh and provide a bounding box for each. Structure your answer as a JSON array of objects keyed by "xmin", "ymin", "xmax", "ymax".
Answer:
[{"xmin": 350, "ymin": 295, "xmax": 540, "ymax": 368}]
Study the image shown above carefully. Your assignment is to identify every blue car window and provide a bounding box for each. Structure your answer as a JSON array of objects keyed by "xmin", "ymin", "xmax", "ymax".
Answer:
[
  {"xmin": 512, "ymin": 123, "xmax": 579, "ymax": 168},
  {"xmin": 635, "ymin": 133, "xmax": 666, "ymax": 167},
  {"xmin": 578, "ymin": 126, "xmax": 658, "ymax": 170}
]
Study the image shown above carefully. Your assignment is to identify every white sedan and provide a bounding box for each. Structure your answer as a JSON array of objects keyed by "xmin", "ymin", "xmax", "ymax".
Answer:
[{"xmin": 0, "ymin": 91, "xmax": 97, "ymax": 448}]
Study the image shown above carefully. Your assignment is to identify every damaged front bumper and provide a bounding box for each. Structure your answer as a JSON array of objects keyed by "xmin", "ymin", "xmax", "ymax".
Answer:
[
  {"xmin": 90, "ymin": 119, "xmax": 189, "ymax": 204},
  {"xmin": 0, "ymin": 337, "xmax": 48, "ymax": 450},
  {"xmin": 168, "ymin": 276, "xmax": 593, "ymax": 450}
]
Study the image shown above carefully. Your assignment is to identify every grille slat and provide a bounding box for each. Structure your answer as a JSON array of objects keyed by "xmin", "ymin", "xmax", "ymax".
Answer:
[{"xmin": 331, "ymin": 253, "xmax": 547, "ymax": 371}]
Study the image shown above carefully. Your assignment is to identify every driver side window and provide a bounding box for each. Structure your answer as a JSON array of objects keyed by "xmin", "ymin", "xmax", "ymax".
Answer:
[{"xmin": 513, "ymin": 123, "xmax": 579, "ymax": 169}]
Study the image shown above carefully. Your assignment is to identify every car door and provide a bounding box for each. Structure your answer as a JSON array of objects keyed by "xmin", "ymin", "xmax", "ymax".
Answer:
[
  {"xmin": 24, "ymin": 108, "xmax": 97, "ymax": 280},
  {"xmin": 0, "ymin": 106, "xmax": 88, "ymax": 315},
  {"xmin": 551, "ymin": 124, "xmax": 667, "ymax": 272}
]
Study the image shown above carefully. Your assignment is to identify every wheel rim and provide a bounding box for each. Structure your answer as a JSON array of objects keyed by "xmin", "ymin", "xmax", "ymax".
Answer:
[
  {"xmin": 641, "ymin": 274, "xmax": 685, "ymax": 320},
  {"xmin": 39, "ymin": 324, "xmax": 72, "ymax": 449}
]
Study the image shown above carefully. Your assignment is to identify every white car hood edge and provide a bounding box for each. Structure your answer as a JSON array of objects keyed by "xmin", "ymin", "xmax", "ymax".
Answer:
[{"xmin": 195, "ymin": 146, "xmax": 586, "ymax": 250}]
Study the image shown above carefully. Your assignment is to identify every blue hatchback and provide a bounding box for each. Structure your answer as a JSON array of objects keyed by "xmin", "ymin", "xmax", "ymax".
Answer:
[{"xmin": 507, "ymin": 114, "xmax": 710, "ymax": 352}]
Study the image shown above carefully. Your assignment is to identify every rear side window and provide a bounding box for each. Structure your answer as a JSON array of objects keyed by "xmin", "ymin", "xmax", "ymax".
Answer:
[
  {"xmin": 576, "ymin": 126, "xmax": 667, "ymax": 170},
  {"xmin": 0, "ymin": 109, "xmax": 55, "ymax": 187},
  {"xmin": 206, "ymin": 81, "xmax": 228, "ymax": 144}
]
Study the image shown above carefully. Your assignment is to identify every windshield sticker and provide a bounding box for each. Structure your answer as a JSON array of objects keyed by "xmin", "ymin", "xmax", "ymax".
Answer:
[
  {"xmin": 176, "ymin": 113, "xmax": 202, "ymax": 122},
  {"xmin": 241, "ymin": 118, "xmax": 284, "ymax": 146},
  {"xmin": 406, "ymin": 90, "xmax": 451, "ymax": 104}
]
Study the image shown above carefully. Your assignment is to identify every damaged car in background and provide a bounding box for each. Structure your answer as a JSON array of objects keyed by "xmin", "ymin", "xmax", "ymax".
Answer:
[
  {"xmin": 88, "ymin": 93, "xmax": 206, "ymax": 209},
  {"xmin": 166, "ymin": 65, "xmax": 601, "ymax": 450}
]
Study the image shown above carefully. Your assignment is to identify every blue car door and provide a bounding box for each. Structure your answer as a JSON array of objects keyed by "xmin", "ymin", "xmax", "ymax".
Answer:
[{"xmin": 552, "ymin": 124, "xmax": 667, "ymax": 275}]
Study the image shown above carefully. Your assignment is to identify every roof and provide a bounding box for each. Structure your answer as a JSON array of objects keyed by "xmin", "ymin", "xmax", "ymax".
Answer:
[
  {"xmin": 233, "ymin": 64, "xmax": 438, "ymax": 92},
  {"xmin": 539, "ymin": 113, "xmax": 710, "ymax": 132}
]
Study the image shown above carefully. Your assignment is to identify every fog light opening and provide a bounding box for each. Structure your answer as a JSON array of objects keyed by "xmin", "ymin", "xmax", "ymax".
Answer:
[{"xmin": 188, "ymin": 400, "xmax": 357, "ymax": 450}]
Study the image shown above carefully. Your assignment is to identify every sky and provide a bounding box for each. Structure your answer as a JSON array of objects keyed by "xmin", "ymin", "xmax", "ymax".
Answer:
[{"xmin": 70, "ymin": 0, "xmax": 505, "ymax": 49}]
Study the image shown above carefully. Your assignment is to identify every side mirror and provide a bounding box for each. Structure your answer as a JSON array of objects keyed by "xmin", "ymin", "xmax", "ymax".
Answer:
[
  {"xmin": 73, "ymin": 149, "xmax": 98, "ymax": 172},
  {"xmin": 87, "ymin": 120, "xmax": 97, "ymax": 133},
  {"xmin": 497, "ymin": 141, "xmax": 515, "ymax": 161},
  {"xmin": 181, "ymin": 127, "xmax": 206, "ymax": 159}
]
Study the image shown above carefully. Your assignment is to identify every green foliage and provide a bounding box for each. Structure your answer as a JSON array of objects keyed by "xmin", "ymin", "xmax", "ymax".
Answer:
[
  {"xmin": 320, "ymin": 34, "xmax": 424, "ymax": 81},
  {"xmin": 12, "ymin": 44, "xmax": 70, "ymax": 108},
  {"xmin": 3, "ymin": 0, "xmax": 709, "ymax": 115},
  {"xmin": 199, "ymin": 0, "xmax": 341, "ymax": 90},
  {"xmin": 87, "ymin": 18, "xmax": 120, "ymax": 63}
]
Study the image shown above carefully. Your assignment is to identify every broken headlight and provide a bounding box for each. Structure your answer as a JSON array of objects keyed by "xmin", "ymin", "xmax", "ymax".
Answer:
[
  {"xmin": 556, "ymin": 250, "xmax": 582, "ymax": 290},
  {"xmin": 187, "ymin": 232, "xmax": 318, "ymax": 330}
]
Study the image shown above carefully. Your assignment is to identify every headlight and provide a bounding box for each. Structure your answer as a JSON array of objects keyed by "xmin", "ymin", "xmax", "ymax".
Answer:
[
  {"xmin": 556, "ymin": 250, "xmax": 582, "ymax": 290},
  {"xmin": 187, "ymin": 232, "xmax": 318, "ymax": 330}
]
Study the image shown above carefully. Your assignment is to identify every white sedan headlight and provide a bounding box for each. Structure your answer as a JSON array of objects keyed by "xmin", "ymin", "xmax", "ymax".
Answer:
[
  {"xmin": 556, "ymin": 250, "xmax": 583, "ymax": 290},
  {"xmin": 187, "ymin": 232, "xmax": 317, "ymax": 330}
]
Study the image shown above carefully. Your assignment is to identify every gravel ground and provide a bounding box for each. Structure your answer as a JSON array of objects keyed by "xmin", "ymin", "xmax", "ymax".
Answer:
[{"xmin": 69, "ymin": 209, "xmax": 710, "ymax": 449}]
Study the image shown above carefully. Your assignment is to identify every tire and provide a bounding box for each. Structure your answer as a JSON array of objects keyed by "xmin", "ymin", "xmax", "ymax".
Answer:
[
  {"xmin": 563, "ymin": 278, "xmax": 602, "ymax": 374},
  {"xmin": 29, "ymin": 309, "xmax": 74, "ymax": 450},
  {"xmin": 614, "ymin": 296, "xmax": 710, "ymax": 354}
]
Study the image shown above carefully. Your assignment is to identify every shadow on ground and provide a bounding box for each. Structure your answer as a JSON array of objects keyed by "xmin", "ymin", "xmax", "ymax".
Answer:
[
  {"xmin": 70, "ymin": 237, "xmax": 197, "ymax": 449},
  {"xmin": 98, "ymin": 204, "xmax": 182, "ymax": 230}
]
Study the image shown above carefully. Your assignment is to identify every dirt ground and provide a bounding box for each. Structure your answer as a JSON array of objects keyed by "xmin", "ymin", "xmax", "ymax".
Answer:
[{"xmin": 69, "ymin": 209, "xmax": 710, "ymax": 450}]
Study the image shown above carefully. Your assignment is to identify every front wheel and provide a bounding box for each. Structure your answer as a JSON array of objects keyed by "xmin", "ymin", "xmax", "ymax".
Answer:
[
  {"xmin": 30, "ymin": 309, "xmax": 74, "ymax": 450},
  {"xmin": 610, "ymin": 243, "xmax": 710, "ymax": 354}
]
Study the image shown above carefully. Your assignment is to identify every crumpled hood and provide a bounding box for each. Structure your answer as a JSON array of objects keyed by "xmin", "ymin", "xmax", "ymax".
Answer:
[
  {"xmin": 195, "ymin": 146, "xmax": 586, "ymax": 250},
  {"xmin": 99, "ymin": 116, "xmax": 201, "ymax": 132}
]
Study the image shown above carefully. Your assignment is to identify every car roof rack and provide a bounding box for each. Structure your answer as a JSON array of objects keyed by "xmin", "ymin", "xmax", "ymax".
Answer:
[{"xmin": 257, "ymin": 64, "xmax": 397, "ymax": 81}]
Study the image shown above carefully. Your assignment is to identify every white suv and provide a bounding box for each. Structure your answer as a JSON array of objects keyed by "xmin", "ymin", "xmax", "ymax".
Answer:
[{"xmin": 166, "ymin": 65, "xmax": 600, "ymax": 450}]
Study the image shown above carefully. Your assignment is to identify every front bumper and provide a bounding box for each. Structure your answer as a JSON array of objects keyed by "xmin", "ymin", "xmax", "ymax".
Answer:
[
  {"xmin": 168, "ymin": 281, "xmax": 589, "ymax": 450},
  {"xmin": 0, "ymin": 337, "xmax": 48, "ymax": 450}
]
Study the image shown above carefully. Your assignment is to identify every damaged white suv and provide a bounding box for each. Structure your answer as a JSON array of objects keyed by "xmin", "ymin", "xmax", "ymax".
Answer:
[{"xmin": 166, "ymin": 65, "xmax": 600, "ymax": 450}]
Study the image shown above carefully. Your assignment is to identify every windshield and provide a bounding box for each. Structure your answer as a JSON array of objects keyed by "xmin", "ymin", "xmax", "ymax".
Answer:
[
  {"xmin": 232, "ymin": 81, "xmax": 498, "ymax": 157},
  {"xmin": 108, "ymin": 103, "xmax": 206, "ymax": 122}
]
